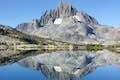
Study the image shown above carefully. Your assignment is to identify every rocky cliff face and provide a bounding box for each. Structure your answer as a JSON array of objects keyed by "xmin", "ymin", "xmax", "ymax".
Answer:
[
  {"xmin": 39, "ymin": 1, "xmax": 98, "ymax": 26},
  {"xmin": 16, "ymin": 1, "xmax": 119, "ymax": 43},
  {"xmin": 39, "ymin": 1, "xmax": 78, "ymax": 25}
]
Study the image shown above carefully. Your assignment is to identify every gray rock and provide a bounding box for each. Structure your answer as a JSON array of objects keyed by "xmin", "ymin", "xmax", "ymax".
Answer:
[{"xmin": 16, "ymin": 19, "xmax": 42, "ymax": 34}]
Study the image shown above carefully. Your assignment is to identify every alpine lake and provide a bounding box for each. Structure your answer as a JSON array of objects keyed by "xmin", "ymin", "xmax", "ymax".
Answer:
[{"xmin": 0, "ymin": 44, "xmax": 120, "ymax": 80}]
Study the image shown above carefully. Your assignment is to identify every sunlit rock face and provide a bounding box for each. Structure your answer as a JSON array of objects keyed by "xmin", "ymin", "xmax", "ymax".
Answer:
[
  {"xmin": 95, "ymin": 25, "xmax": 120, "ymax": 42},
  {"xmin": 32, "ymin": 23, "xmax": 87, "ymax": 43},
  {"xmin": 18, "ymin": 50, "xmax": 120, "ymax": 80}
]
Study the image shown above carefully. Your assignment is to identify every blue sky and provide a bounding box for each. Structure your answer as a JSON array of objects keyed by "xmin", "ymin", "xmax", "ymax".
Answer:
[{"xmin": 0, "ymin": 0, "xmax": 120, "ymax": 27}]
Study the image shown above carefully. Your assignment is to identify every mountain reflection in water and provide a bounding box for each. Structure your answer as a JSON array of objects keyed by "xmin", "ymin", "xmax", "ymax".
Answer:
[{"xmin": 0, "ymin": 50, "xmax": 120, "ymax": 80}]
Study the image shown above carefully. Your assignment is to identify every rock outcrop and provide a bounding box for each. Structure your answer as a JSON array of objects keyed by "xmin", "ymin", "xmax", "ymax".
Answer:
[
  {"xmin": 16, "ymin": 19, "xmax": 42, "ymax": 34},
  {"xmin": 39, "ymin": 1, "xmax": 78, "ymax": 25}
]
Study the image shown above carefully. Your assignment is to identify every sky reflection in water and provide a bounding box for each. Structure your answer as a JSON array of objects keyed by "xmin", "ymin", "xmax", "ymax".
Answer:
[
  {"xmin": 0, "ymin": 63, "xmax": 47, "ymax": 80},
  {"xmin": 0, "ymin": 63, "xmax": 120, "ymax": 80},
  {"xmin": 0, "ymin": 50, "xmax": 120, "ymax": 80}
]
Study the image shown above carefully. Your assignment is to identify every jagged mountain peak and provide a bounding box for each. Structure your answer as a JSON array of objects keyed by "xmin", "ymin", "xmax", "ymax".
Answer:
[
  {"xmin": 39, "ymin": 1, "xmax": 98, "ymax": 26},
  {"xmin": 39, "ymin": 1, "xmax": 78, "ymax": 25},
  {"xmin": 57, "ymin": 1, "xmax": 78, "ymax": 17},
  {"xmin": 16, "ymin": 1, "xmax": 99, "ymax": 29}
]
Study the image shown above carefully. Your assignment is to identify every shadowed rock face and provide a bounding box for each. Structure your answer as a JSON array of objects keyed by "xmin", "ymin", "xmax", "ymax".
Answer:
[{"xmin": 18, "ymin": 50, "xmax": 120, "ymax": 80}]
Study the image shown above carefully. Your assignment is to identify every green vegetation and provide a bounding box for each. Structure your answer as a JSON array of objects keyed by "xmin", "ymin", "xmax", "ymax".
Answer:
[
  {"xmin": 86, "ymin": 44, "xmax": 104, "ymax": 51},
  {"xmin": 107, "ymin": 44, "xmax": 120, "ymax": 52}
]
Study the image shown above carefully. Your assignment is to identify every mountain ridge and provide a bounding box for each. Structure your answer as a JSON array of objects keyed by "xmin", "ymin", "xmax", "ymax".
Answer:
[
  {"xmin": 16, "ymin": 2, "xmax": 98, "ymax": 33},
  {"xmin": 2, "ymin": 1, "xmax": 120, "ymax": 44}
]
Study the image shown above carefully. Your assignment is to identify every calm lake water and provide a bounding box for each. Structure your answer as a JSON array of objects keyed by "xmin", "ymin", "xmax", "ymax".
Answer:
[
  {"xmin": 0, "ymin": 63, "xmax": 120, "ymax": 80},
  {"xmin": 0, "ymin": 50, "xmax": 120, "ymax": 80}
]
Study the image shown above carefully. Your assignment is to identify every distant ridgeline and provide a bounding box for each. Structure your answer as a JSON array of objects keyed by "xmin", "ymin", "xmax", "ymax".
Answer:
[{"xmin": 39, "ymin": 1, "xmax": 78, "ymax": 25}]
